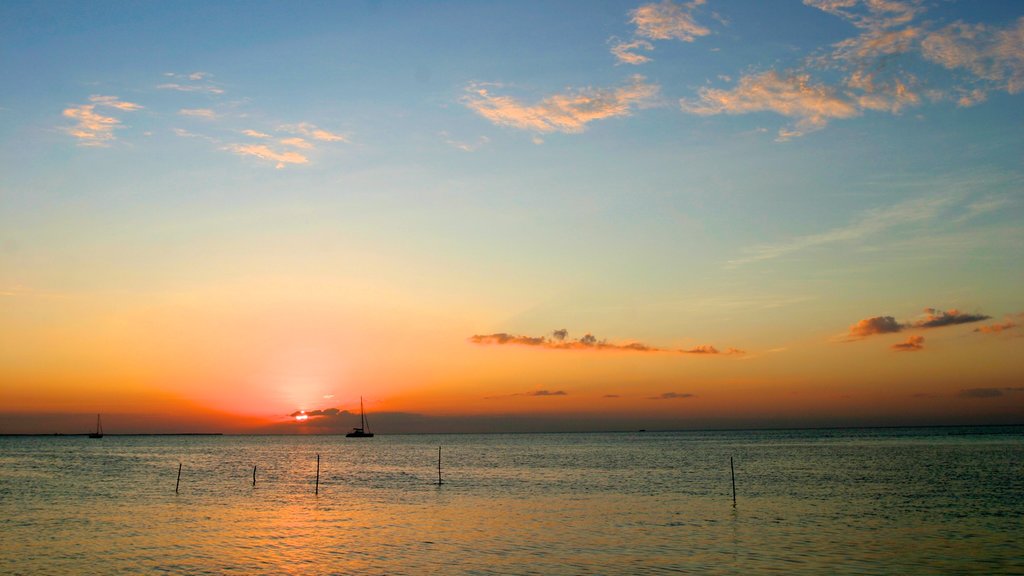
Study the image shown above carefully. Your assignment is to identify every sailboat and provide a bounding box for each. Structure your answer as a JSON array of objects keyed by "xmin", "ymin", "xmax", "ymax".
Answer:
[
  {"xmin": 345, "ymin": 397, "xmax": 374, "ymax": 438},
  {"xmin": 88, "ymin": 414, "xmax": 103, "ymax": 439}
]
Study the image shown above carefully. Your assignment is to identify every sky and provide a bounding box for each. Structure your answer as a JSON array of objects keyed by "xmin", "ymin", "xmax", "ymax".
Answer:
[{"xmin": 1, "ymin": 0, "xmax": 1022, "ymax": 434}]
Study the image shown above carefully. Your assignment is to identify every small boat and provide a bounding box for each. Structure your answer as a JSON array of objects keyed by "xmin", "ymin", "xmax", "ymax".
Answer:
[
  {"xmin": 345, "ymin": 397, "xmax": 374, "ymax": 438},
  {"xmin": 88, "ymin": 414, "xmax": 104, "ymax": 439}
]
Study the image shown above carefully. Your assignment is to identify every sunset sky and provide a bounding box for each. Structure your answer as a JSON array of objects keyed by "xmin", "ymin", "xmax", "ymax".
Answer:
[{"xmin": 2, "ymin": 0, "xmax": 1022, "ymax": 434}]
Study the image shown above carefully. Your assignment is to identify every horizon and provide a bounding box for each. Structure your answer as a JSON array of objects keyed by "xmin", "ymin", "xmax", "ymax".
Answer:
[{"xmin": 2, "ymin": 0, "xmax": 1023, "ymax": 434}]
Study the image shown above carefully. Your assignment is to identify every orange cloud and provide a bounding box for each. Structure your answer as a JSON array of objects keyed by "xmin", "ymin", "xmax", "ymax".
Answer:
[
  {"xmin": 470, "ymin": 329, "xmax": 743, "ymax": 356},
  {"xmin": 62, "ymin": 95, "xmax": 142, "ymax": 146},
  {"xmin": 611, "ymin": 39, "xmax": 655, "ymax": 65},
  {"xmin": 88, "ymin": 95, "xmax": 143, "ymax": 111},
  {"xmin": 226, "ymin": 144, "xmax": 309, "ymax": 169},
  {"xmin": 464, "ymin": 76, "xmax": 659, "ymax": 134},
  {"xmin": 631, "ymin": 0, "xmax": 710, "ymax": 42},
  {"xmin": 680, "ymin": 71, "xmax": 859, "ymax": 140},
  {"xmin": 281, "ymin": 123, "xmax": 348, "ymax": 142},
  {"xmin": 848, "ymin": 315, "xmax": 903, "ymax": 338},
  {"xmin": 974, "ymin": 313, "xmax": 1024, "ymax": 334},
  {"xmin": 891, "ymin": 335, "xmax": 924, "ymax": 352},
  {"xmin": 921, "ymin": 18, "xmax": 1024, "ymax": 96},
  {"xmin": 804, "ymin": 0, "xmax": 920, "ymax": 30}
]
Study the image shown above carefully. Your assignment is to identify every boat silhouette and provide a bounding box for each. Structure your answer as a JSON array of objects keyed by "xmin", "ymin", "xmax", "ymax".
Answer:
[
  {"xmin": 345, "ymin": 397, "xmax": 374, "ymax": 438},
  {"xmin": 88, "ymin": 414, "xmax": 103, "ymax": 439}
]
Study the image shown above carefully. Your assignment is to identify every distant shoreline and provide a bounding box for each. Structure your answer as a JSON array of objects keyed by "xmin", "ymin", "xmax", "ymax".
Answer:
[
  {"xmin": 0, "ymin": 433, "xmax": 225, "ymax": 437},
  {"xmin": 1, "ymin": 424, "xmax": 1021, "ymax": 437}
]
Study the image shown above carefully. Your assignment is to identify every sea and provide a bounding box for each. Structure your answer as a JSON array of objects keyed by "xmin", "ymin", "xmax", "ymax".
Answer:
[{"xmin": 1, "ymin": 426, "xmax": 1021, "ymax": 575}]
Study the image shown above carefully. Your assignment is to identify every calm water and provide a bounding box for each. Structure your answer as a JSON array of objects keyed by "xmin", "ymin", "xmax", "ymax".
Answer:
[{"xmin": 1, "ymin": 427, "xmax": 1022, "ymax": 574}]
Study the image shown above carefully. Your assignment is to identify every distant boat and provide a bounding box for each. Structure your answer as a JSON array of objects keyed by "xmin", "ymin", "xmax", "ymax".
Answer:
[
  {"xmin": 88, "ymin": 414, "xmax": 104, "ymax": 439},
  {"xmin": 345, "ymin": 397, "xmax": 374, "ymax": 438}
]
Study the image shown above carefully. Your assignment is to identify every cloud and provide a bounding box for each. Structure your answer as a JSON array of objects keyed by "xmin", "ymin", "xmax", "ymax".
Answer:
[
  {"xmin": 913, "ymin": 308, "xmax": 990, "ymax": 328},
  {"xmin": 648, "ymin": 392, "xmax": 696, "ymax": 400},
  {"xmin": 463, "ymin": 75, "xmax": 659, "ymax": 134},
  {"xmin": 849, "ymin": 315, "xmax": 903, "ymax": 338},
  {"xmin": 681, "ymin": 71, "xmax": 860, "ymax": 140},
  {"xmin": 803, "ymin": 0, "xmax": 921, "ymax": 30},
  {"xmin": 631, "ymin": 0, "xmax": 710, "ymax": 42},
  {"xmin": 610, "ymin": 39, "xmax": 655, "ymax": 65},
  {"xmin": 178, "ymin": 108, "xmax": 216, "ymax": 119},
  {"xmin": 921, "ymin": 18, "xmax": 1024, "ymax": 96},
  {"xmin": 729, "ymin": 193, "xmax": 954, "ymax": 266},
  {"xmin": 226, "ymin": 143, "xmax": 309, "ymax": 169},
  {"xmin": 680, "ymin": 345, "xmax": 744, "ymax": 355},
  {"xmin": 470, "ymin": 330, "xmax": 742, "ymax": 356},
  {"xmin": 288, "ymin": 407, "xmax": 344, "ymax": 417},
  {"xmin": 280, "ymin": 137, "xmax": 314, "ymax": 149},
  {"xmin": 158, "ymin": 72, "xmax": 224, "ymax": 95},
  {"xmin": 281, "ymin": 123, "xmax": 348, "ymax": 142},
  {"xmin": 440, "ymin": 132, "xmax": 490, "ymax": 152},
  {"xmin": 891, "ymin": 334, "xmax": 924, "ymax": 351},
  {"xmin": 957, "ymin": 387, "xmax": 1024, "ymax": 399},
  {"xmin": 975, "ymin": 313, "xmax": 1024, "ymax": 334},
  {"xmin": 848, "ymin": 308, "xmax": 991, "ymax": 340},
  {"xmin": 831, "ymin": 27, "xmax": 922, "ymax": 62},
  {"xmin": 88, "ymin": 95, "xmax": 143, "ymax": 111},
  {"xmin": 62, "ymin": 96, "xmax": 142, "ymax": 146},
  {"xmin": 521, "ymin": 390, "xmax": 567, "ymax": 397},
  {"xmin": 242, "ymin": 129, "xmax": 271, "ymax": 138}
]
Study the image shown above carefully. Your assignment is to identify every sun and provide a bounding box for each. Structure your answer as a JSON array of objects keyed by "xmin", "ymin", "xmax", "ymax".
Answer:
[{"xmin": 295, "ymin": 411, "xmax": 309, "ymax": 422}]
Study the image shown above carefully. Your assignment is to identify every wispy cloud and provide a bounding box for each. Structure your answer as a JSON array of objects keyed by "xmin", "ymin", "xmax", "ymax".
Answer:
[
  {"xmin": 62, "ymin": 95, "xmax": 142, "ymax": 146},
  {"xmin": 440, "ymin": 132, "xmax": 490, "ymax": 152},
  {"xmin": 226, "ymin": 144, "xmax": 309, "ymax": 169},
  {"xmin": 610, "ymin": 38, "xmax": 655, "ymax": 65},
  {"xmin": 463, "ymin": 75, "xmax": 659, "ymax": 134},
  {"xmin": 729, "ymin": 194, "xmax": 954, "ymax": 266},
  {"xmin": 891, "ymin": 335, "xmax": 924, "ymax": 352},
  {"xmin": 804, "ymin": 0, "xmax": 921, "ymax": 31},
  {"xmin": 280, "ymin": 123, "xmax": 348, "ymax": 142},
  {"xmin": 158, "ymin": 71, "xmax": 225, "ymax": 95},
  {"xmin": 178, "ymin": 108, "xmax": 217, "ymax": 119},
  {"xmin": 88, "ymin": 95, "xmax": 143, "ymax": 111},
  {"xmin": 958, "ymin": 387, "xmax": 1024, "ymax": 399},
  {"xmin": 242, "ymin": 129, "xmax": 271, "ymax": 139},
  {"xmin": 631, "ymin": 0, "xmax": 710, "ymax": 42}
]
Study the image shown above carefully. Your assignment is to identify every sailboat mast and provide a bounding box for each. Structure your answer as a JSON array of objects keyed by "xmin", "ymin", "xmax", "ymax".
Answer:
[{"xmin": 360, "ymin": 397, "xmax": 366, "ymax": 430}]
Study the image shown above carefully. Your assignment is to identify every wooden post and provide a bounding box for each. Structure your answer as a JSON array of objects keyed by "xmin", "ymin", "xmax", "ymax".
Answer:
[
  {"xmin": 175, "ymin": 463, "xmax": 182, "ymax": 494},
  {"xmin": 252, "ymin": 464, "xmax": 257, "ymax": 487},
  {"xmin": 315, "ymin": 454, "xmax": 320, "ymax": 495},
  {"xmin": 730, "ymin": 456, "xmax": 736, "ymax": 507},
  {"xmin": 437, "ymin": 445, "xmax": 443, "ymax": 485}
]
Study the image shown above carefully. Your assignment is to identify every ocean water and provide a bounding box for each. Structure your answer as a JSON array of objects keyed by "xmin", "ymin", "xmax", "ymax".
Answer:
[{"xmin": 1, "ymin": 427, "xmax": 1021, "ymax": 575}]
